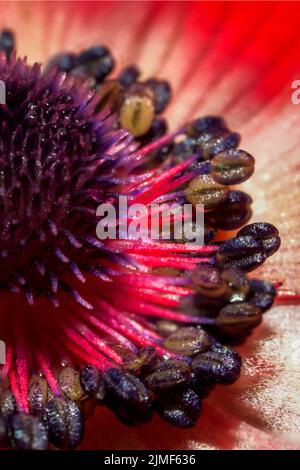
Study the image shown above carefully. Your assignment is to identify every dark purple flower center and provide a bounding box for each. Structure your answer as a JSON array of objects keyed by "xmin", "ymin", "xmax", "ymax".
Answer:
[{"xmin": 0, "ymin": 57, "xmax": 131, "ymax": 299}]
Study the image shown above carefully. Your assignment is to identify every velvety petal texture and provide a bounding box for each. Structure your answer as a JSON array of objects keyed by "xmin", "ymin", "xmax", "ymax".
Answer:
[{"xmin": 1, "ymin": 0, "xmax": 300, "ymax": 450}]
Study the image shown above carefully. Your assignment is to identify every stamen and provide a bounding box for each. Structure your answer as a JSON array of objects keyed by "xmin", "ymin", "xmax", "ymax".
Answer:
[{"xmin": 0, "ymin": 31, "xmax": 282, "ymax": 449}]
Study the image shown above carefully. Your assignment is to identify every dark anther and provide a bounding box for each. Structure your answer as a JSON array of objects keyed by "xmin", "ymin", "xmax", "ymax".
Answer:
[
  {"xmin": 216, "ymin": 235, "xmax": 267, "ymax": 272},
  {"xmin": 164, "ymin": 326, "xmax": 211, "ymax": 356},
  {"xmin": 248, "ymin": 279, "xmax": 276, "ymax": 312},
  {"xmin": 0, "ymin": 389, "xmax": 17, "ymax": 420},
  {"xmin": 206, "ymin": 190, "xmax": 252, "ymax": 231},
  {"xmin": 186, "ymin": 116, "xmax": 244, "ymax": 161},
  {"xmin": 145, "ymin": 359, "xmax": 191, "ymax": 391},
  {"xmin": 191, "ymin": 343, "xmax": 241, "ymax": 385},
  {"xmin": 140, "ymin": 118, "xmax": 168, "ymax": 143},
  {"xmin": 155, "ymin": 388, "xmax": 202, "ymax": 428},
  {"xmin": 76, "ymin": 45, "xmax": 115, "ymax": 82},
  {"xmin": 154, "ymin": 142, "xmax": 174, "ymax": 162},
  {"xmin": 43, "ymin": 397, "xmax": 84, "ymax": 449},
  {"xmin": 205, "ymin": 132, "xmax": 241, "ymax": 158},
  {"xmin": 110, "ymin": 402, "xmax": 152, "ymax": 427},
  {"xmin": 44, "ymin": 53, "xmax": 77, "ymax": 73},
  {"xmin": 28, "ymin": 375, "xmax": 48, "ymax": 416},
  {"xmin": 193, "ymin": 292, "xmax": 227, "ymax": 316},
  {"xmin": 185, "ymin": 174, "xmax": 229, "ymax": 209},
  {"xmin": 158, "ymin": 408, "xmax": 198, "ymax": 429},
  {"xmin": 192, "ymin": 265, "xmax": 229, "ymax": 299},
  {"xmin": 0, "ymin": 414, "xmax": 10, "ymax": 447},
  {"xmin": 80, "ymin": 365, "xmax": 101, "ymax": 395},
  {"xmin": 172, "ymin": 137, "xmax": 197, "ymax": 162},
  {"xmin": 204, "ymin": 226, "xmax": 217, "ymax": 244},
  {"xmin": 118, "ymin": 65, "xmax": 140, "ymax": 87},
  {"xmin": 188, "ymin": 373, "xmax": 215, "ymax": 398},
  {"xmin": 145, "ymin": 79, "xmax": 172, "ymax": 114},
  {"xmin": 216, "ymin": 302, "xmax": 262, "ymax": 335},
  {"xmin": 237, "ymin": 222, "xmax": 281, "ymax": 257},
  {"xmin": 211, "ymin": 148, "xmax": 255, "ymax": 185},
  {"xmin": 94, "ymin": 55, "xmax": 115, "ymax": 82},
  {"xmin": 0, "ymin": 29, "xmax": 15, "ymax": 59},
  {"xmin": 188, "ymin": 116, "xmax": 226, "ymax": 136},
  {"xmin": 78, "ymin": 45, "xmax": 110, "ymax": 62},
  {"xmin": 221, "ymin": 268, "xmax": 250, "ymax": 303},
  {"xmin": 100, "ymin": 368, "xmax": 153, "ymax": 426},
  {"xmin": 102, "ymin": 368, "xmax": 151, "ymax": 406},
  {"xmin": 9, "ymin": 413, "xmax": 48, "ymax": 450}
]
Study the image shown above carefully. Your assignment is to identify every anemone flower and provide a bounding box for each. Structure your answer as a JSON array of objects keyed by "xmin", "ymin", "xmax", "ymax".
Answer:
[{"xmin": 0, "ymin": 0, "xmax": 299, "ymax": 451}]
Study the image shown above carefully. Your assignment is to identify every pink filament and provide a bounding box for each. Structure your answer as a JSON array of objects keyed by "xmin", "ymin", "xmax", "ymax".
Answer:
[
  {"xmin": 131, "ymin": 254, "xmax": 212, "ymax": 269},
  {"xmin": 36, "ymin": 352, "xmax": 61, "ymax": 396},
  {"xmin": 108, "ymin": 239, "xmax": 217, "ymax": 253}
]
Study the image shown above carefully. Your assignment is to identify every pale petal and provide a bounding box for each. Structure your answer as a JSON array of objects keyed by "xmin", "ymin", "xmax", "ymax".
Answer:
[{"xmin": 211, "ymin": 305, "xmax": 300, "ymax": 446}]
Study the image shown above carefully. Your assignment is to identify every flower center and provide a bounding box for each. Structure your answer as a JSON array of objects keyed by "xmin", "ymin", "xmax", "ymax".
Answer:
[
  {"xmin": 0, "ymin": 57, "xmax": 127, "ymax": 296},
  {"xmin": 0, "ymin": 35, "xmax": 281, "ymax": 451}
]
